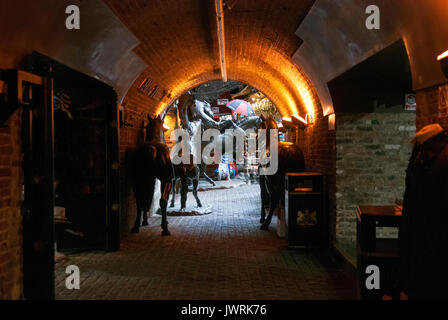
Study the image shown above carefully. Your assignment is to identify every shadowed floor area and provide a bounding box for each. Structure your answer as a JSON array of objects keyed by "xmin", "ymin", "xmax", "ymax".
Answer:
[{"xmin": 55, "ymin": 184, "xmax": 357, "ymax": 300}]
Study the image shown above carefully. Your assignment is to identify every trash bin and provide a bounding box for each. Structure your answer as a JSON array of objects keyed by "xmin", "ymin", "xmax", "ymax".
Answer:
[
  {"xmin": 356, "ymin": 205, "xmax": 401, "ymax": 300},
  {"xmin": 285, "ymin": 173, "xmax": 326, "ymax": 248}
]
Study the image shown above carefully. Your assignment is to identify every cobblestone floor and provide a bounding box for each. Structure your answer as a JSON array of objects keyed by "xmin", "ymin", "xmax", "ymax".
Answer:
[{"xmin": 55, "ymin": 184, "xmax": 357, "ymax": 300}]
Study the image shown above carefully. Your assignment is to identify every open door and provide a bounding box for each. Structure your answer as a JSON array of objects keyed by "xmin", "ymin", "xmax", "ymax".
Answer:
[
  {"xmin": 0, "ymin": 69, "xmax": 56, "ymax": 300},
  {"xmin": 6, "ymin": 53, "xmax": 121, "ymax": 299},
  {"xmin": 27, "ymin": 52, "xmax": 120, "ymax": 254}
]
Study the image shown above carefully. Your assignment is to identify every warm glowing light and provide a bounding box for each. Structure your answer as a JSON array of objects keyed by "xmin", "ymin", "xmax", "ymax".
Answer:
[
  {"xmin": 305, "ymin": 113, "xmax": 314, "ymax": 124},
  {"xmin": 437, "ymin": 50, "xmax": 448, "ymax": 61},
  {"xmin": 152, "ymin": 47, "xmax": 321, "ymax": 118},
  {"xmin": 323, "ymin": 105, "xmax": 333, "ymax": 117},
  {"xmin": 282, "ymin": 116, "xmax": 293, "ymax": 122},
  {"xmin": 278, "ymin": 123, "xmax": 284, "ymax": 128},
  {"xmin": 328, "ymin": 114, "xmax": 335, "ymax": 131},
  {"xmin": 163, "ymin": 124, "xmax": 171, "ymax": 131},
  {"xmin": 292, "ymin": 114, "xmax": 307, "ymax": 125}
]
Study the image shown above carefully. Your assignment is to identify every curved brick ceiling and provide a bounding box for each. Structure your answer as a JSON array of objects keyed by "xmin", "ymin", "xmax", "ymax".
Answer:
[{"xmin": 104, "ymin": 0, "xmax": 318, "ymax": 118}]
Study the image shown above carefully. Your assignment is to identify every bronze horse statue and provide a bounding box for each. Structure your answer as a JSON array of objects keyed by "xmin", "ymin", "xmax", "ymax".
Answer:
[
  {"xmin": 259, "ymin": 115, "xmax": 306, "ymax": 230},
  {"xmin": 130, "ymin": 115, "xmax": 173, "ymax": 235}
]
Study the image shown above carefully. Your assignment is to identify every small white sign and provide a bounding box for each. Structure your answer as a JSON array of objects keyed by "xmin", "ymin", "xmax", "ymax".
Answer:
[
  {"xmin": 217, "ymin": 99, "xmax": 229, "ymax": 106},
  {"xmin": 405, "ymin": 94, "xmax": 417, "ymax": 111}
]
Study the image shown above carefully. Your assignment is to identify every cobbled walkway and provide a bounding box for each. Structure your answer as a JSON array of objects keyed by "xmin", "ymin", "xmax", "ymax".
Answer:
[{"xmin": 55, "ymin": 184, "xmax": 356, "ymax": 300}]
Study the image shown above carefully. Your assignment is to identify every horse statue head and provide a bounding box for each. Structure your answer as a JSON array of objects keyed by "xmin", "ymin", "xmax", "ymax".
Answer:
[
  {"xmin": 259, "ymin": 114, "xmax": 278, "ymax": 131},
  {"xmin": 178, "ymin": 92, "xmax": 195, "ymax": 109},
  {"xmin": 258, "ymin": 114, "xmax": 279, "ymax": 157},
  {"xmin": 201, "ymin": 100, "xmax": 215, "ymax": 119},
  {"xmin": 146, "ymin": 114, "xmax": 165, "ymax": 142}
]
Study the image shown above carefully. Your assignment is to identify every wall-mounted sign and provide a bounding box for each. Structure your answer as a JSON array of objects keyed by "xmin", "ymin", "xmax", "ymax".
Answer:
[
  {"xmin": 405, "ymin": 94, "xmax": 417, "ymax": 111},
  {"xmin": 211, "ymin": 107, "xmax": 220, "ymax": 114},
  {"xmin": 138, "ymin": 77, "xmax": 159, "ymax": 98},
  {"xmin": 217, "ymin": 99, "xmax": 229, "ymax": 106}
]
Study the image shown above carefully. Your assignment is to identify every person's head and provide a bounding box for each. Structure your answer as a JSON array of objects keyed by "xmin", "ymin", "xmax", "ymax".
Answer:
[{"xmin": 412, "ymin": 124, "xmax": 444, "ymax": 145}]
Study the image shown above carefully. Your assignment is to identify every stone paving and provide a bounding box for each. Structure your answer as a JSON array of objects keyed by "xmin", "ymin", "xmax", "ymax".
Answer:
[{"xmin": 55, "ymin": 184, "xmax": 357, "ymax": 300}]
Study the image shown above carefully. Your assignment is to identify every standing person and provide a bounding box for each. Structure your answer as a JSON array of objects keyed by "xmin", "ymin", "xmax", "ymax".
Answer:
[{"xmin": 398, "ymin": 124, "xmax": 448, "ymax": 300}]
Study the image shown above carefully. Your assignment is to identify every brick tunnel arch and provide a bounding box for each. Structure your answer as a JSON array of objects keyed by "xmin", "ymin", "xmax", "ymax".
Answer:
[
  {"xmin": 147, "ymin": 58, "xmax": 321, "ymax": 121},
  {"xmin": 122, "ymin": 53, "xmax": 321, "ymax": 124},
  {"xmin": 107, "ymin": 0, "xmax": 321, "ymax": 120}
]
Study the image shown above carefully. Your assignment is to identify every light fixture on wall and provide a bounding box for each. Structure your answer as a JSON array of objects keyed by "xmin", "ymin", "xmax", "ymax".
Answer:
[
  {"xmin": 328, "ymin": 114, "xmax": 336, "ymax": 131},
  {"xmin": 277, "ymin": 122, "xmax": 286, "ymax": 132},
  {"xmin": 291, "ymin": 114, "xmax": 308, "ymax": 126},
  {"xmin": 305, "ymin": 113, "xmax": 314, "ymax": 124},
  {"xmin": 437, "ymin": 50, "xmax": 448, "ymax": 79},
  {"xmin": 282, "ymin": 116, "xmax": 295, "ymax": 128}
]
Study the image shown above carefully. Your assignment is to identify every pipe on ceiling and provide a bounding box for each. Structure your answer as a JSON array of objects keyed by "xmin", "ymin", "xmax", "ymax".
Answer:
[{"xmin": 215, "ymin": 0, "xmax": 227, "ymax": 82}]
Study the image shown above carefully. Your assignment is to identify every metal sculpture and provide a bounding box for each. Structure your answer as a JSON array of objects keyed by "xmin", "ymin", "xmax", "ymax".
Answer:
[
  {"xmin": 176, "ymin": 92, "xmax": 245, "ymax": 181},
  {"xmin": 170, "ymin": 120, "xmax": 203, "ymax": 210}
]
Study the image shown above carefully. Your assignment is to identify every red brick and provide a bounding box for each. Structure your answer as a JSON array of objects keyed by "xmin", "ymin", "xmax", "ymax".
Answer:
[
  {"xmin": 0, "ymin": 168, "xmax": 11, "ymax": 178},
  {"xmin": 0, "ymin": 146, "xmax": 12, "ymax": 155},
  {"xmin": 0, "ymin": 221, "xmax": 9, "ymax": 231}
]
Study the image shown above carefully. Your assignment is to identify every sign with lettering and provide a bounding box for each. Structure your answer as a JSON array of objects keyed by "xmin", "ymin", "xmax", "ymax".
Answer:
[{"xmin": 217, "ymin": 99, "xmax": 229, "ymax": 106}]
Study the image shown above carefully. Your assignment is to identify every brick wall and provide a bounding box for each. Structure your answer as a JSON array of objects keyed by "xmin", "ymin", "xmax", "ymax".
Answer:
[
  {"xmin": 0, "ymin": 111, "xmax": 23, "ymax": 300},
  {"xmin": 335, "ymin": 112, "xmax": 416, "ymax": 254},
  {"xmin": 416, "ymin": 82, "xmax": 448, "ymax": 130},
  {"xmin": 298, "ymin": 112, "xmax": 337, "ymax": 246}
]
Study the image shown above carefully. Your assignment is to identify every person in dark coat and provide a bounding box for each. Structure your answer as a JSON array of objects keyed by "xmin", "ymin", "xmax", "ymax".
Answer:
[{"xmin": 398, "ymin": 124, "xmax": 448, "ymax": 299}]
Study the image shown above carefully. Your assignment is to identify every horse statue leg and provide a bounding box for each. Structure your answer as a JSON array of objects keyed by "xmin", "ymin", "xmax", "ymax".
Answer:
[
  {"xmin": 131, "ymin": 205, "xmax": 143, "ymax": 233},
  {"xmin": 142, "ymin": 212, "xmax": 149, "ymax": 226},
  {"xmin": 259, "ymin": 174, "xmax": 268, "ymax": 224},
  {"xmin": 180, "ymin": 175, "xmax": 188, "ymax": 211},
  {"xmin": 131, "ymin": 178, "xmax": 155, "ymax": 233},
  {"xmin": 200, "ymin": 162, "xmax": 216, "ymax": 186},
  {"xmin": 160, "ymin": 180, "xmax": 172, "ymax": 236},
  {"xmin": 169, "ymin": 178, "xmax": 177, "ymax": 208},
  {"xmin": 192, "ymin": 175, "xmax": 202, "ymax": 207},
  {"xmin": 260, "ymin": 177, "xmax": 281, "ymax": 230}
]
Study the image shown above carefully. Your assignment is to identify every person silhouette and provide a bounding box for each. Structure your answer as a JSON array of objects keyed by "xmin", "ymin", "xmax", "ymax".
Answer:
[{"xmin": 398, "ymin": 124, "xmax": 448, "ymax": 300}]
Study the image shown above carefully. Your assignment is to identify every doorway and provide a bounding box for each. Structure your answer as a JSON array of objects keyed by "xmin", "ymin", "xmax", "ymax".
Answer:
[{"xmin": 20, "ymin": 52, "xmax": 120, "ymax": 299}]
